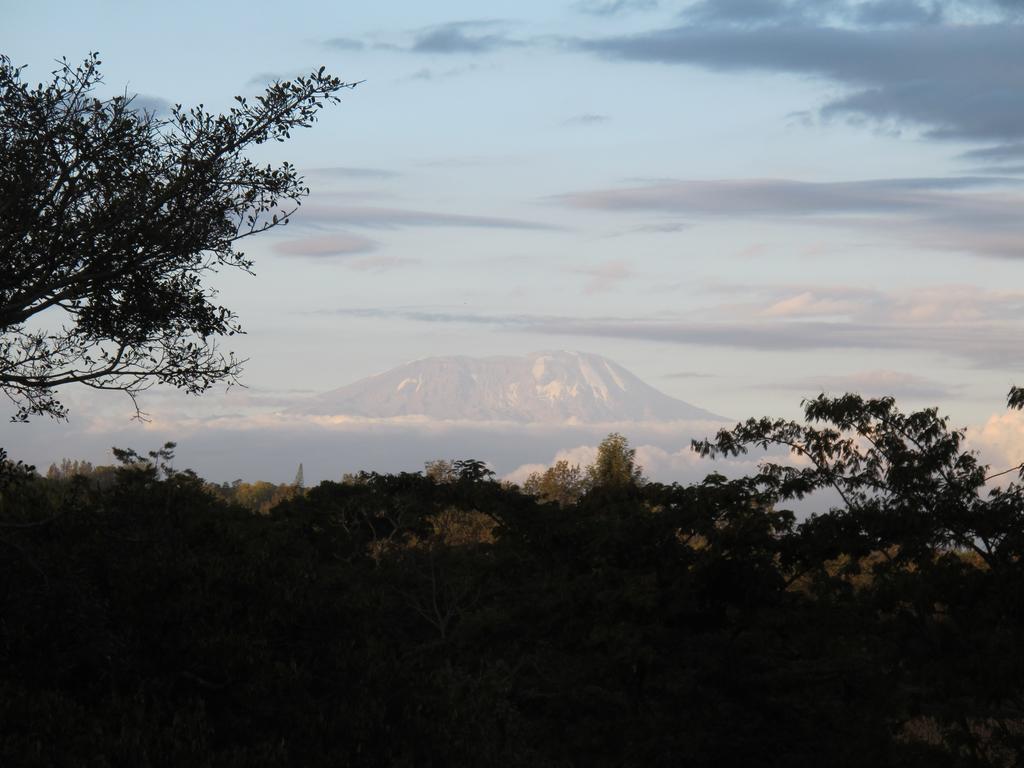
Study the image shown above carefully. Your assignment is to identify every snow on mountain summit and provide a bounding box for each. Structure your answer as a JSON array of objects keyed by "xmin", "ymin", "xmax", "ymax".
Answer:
[{"xmin": 290, "ymin": 351, "xmax": 723, "ymax": 423}]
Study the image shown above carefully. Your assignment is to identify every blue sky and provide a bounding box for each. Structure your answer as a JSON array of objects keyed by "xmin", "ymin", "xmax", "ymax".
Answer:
[{"xmin": 6, "ymin": 0, "xmax": 1024, "ymax": 481}]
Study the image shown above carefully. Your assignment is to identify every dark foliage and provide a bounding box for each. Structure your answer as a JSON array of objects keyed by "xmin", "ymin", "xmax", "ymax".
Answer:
[
  {"xmin": 2, "ymin": 398, "xmax": 1023, "ymax": 765},
  {"xmin": 0, "ymin": 446, "xmax": 35, "ymax": 488},
  {"xmin": 0, "ymin": 53, "xmax": 354, "ymax": 420}
]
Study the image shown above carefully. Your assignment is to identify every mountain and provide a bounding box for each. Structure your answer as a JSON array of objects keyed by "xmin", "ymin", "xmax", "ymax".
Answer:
[{"xmin": 289, "ymin": 351, "xmax": 724, "ymax": 423}]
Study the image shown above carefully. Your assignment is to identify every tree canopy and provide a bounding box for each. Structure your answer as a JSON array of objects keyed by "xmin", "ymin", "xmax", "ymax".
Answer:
[
  {"xmin": 587, "ymin": 432, "xmax": 644, "ymax": 489},
  {"xmin": 523, "ymin": 459, "xmax": 585, "ymax": 507},
  {"xmin": 0, "ymin": 53, "xmax": 355, "ymax": 421}
]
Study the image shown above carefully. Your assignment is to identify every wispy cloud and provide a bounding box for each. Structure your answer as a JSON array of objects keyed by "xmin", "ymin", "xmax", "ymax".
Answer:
[
  {"xmin": 509, "ymin": 317, "xmax": 1003, "ymax": 360},
  {"xmin": 563, "ymin": 113, "xmax": 610, "ymax": 125},
  {"xmin": 295, "ymin": 204, "xmax": 558, "ymax": 231},
  {"xmin": 958, "ymin": 142, "xmax": 1024, "ymax": 170},
  {"xmin": 573, "ymin": 260, "xmax": 634, "ymax": 294},
  {"xmin": 574, "ymin": 0, "xmax": 659, "ymax": 16},
  {"xmin": 629, "ymin": 221, "xmax": 689, "ymax": 234},
  {"xmin": 558, "ymin": 176, "xmax": 1009, "ymax": 216},
  {"xmin": 322, "ymin": 283, "xmax": 1024, "ymax": 368},
  {"xmin": 771, "ymin": 369, "xmax": 956, "ymax": 400},
  {"xmin": 303, "ymin": 166, "xmax": 400, "ymax": 179},
  {"xmin": 681, "ymin": 0, "xmax": 950, "ymax": 27},
  {"xmin": 272, "ymin": 233, "xmax": 378, "ymax": 258},
  {"xmin": 347, "ymin": 255, "xmax": 420, "ymax": 272},
  {"xmin": 556, "ymin": 176, "xmax": 1024, "ymax": 259},
  {"xmin": 972, "ymin": 164, "xmax": 1024, "ymax": 176},
  {"xmin": 404, "ymin": 64, "xmax": 480, "ymax": 81},
  {"xmin": 416, "ymin": 154, "xmax": 523, "ymax": 168},
  {"xmin": 760, "ymin": 290, "xmax": 868, "ymax": 319},
  {"xmin": 712, "ymin": 282, "xmax": 1024, "ymax": 325},
  {"xmin": 324, "ymin": 36, "xmax": 365, "ymax": 51},
  {"xmin": 410, "ymin": 20, "xmax": 524, "ymax": 54},
  {"xmin": 664, "ymin": 370, "xmax": 717, "ymax": 379}
]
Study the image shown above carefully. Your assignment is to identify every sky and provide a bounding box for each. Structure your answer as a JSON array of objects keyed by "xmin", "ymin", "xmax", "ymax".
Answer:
[{"xmin": 5, "ymin": 0, "xmax": 1024, "ymax": 484}]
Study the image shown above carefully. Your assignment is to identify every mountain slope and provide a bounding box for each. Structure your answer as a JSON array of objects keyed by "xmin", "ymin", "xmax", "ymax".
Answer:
[{"xmin": 290, "ymin": 351, "xmax": 723, "ymax": 423}]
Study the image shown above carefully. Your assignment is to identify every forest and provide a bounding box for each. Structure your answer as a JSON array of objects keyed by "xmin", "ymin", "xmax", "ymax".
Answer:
[{"xmin": 3, "ymin": 395, "xmax": 1024, "ymax": 766}]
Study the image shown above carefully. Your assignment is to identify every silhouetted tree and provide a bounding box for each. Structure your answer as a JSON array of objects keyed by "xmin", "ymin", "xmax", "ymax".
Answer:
[
  {"xmin": 692, "ymin": 394, "xmax": 989, "ymax": 550},
  {"xmin": 1008, "ymin": 386, "xmax": 1024, "ymax": 412},
  {"xmin": 0, "ymin": 52, "xmax": 356, "ymax": 421},
  {"xmin": 0, "ymin": 446, "xmax": 33, "ymax": 489},
  {"xmin": 452, "ymin": 458, "xmax": 495, "ymax": 483},
  {"xmin": 424, "ymin": 459, "xmax": 495, "ymax": 484}
]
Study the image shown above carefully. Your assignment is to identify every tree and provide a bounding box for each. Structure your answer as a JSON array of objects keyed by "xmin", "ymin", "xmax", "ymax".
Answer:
[
  {"xmin": 424, "ymin": 459, "xmax": 458, "ymax": 484},
  {"xmin": 45, "ymin": 457, "xmax": 94, "ymax": 480},
  {"xmin": 1008, "ymin": 386, "xmax": 1024, "ymax": 411},
  {"xmin": 0, "ymin": 53, "xmax": 357, "ymax": 421},
  {"xmin": 523, "ymin": 459, "xmax": 585, "ymax": 507},
  {"xmin": 586, "ymin": 432, "xmax": 644, "ymax": 489},
  {"xmin": 424, "ymin": 459, "xmax": 495, "ymax": 484},
  {"xmin": 0, "ymin": 446, "xmax": 34, "ymax": 488},
  {"xmin": 111, "ymin": 440, "xmax": 177, "ymax": 480},
  {"xmin": 691, "ymin": 394, "xmax": 1017, "ymax": 566},
  {"xmin": 231, "ymin": 480, "xmax": 280, "ymax": 512}
]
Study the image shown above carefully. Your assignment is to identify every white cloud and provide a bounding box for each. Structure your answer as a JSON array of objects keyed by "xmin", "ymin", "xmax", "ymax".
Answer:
[
  {"xmin": 967, "ymin": 409, "xmax": 1024, "ymax": 477},
  {"xmin": 761, "ymin": 291, "xmax": 863, "ymax": 318},
  {"xmin": 502, "ymin": 462, "xmax": 548, "ymax": 485}
]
